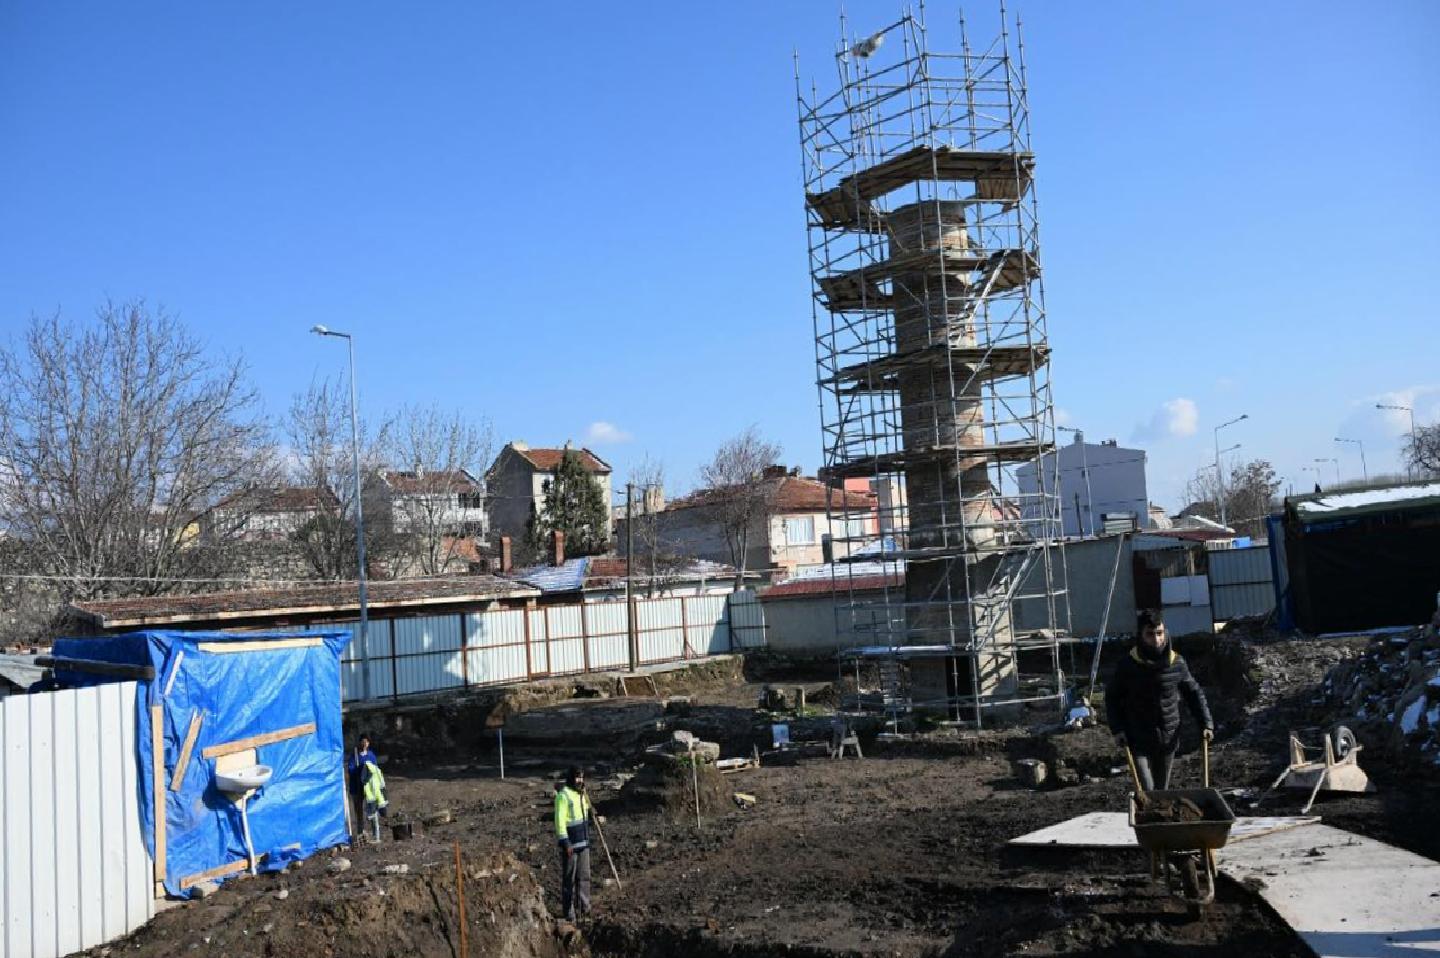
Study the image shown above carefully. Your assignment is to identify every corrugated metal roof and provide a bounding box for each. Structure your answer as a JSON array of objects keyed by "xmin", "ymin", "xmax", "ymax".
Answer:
[
  {"xmin": 1292, "ymin": 480, "xmax": 1440, "ymax": 520},
  {"xmin": 514, "ymin": 557, "xmax": 590, "ymax": 593},
  {"xmin": 70, "ymin": 576, "xmax": 540, "ymax": 629}
]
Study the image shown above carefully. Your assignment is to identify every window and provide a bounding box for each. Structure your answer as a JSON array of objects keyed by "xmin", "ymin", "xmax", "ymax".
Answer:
[
  {"xmin": 784, "ymin": 516, "xmax": 816, "ymax": 545},
  {"xmin": 846, "ymin": 517, "xmax": 868, "ymax": 540}
]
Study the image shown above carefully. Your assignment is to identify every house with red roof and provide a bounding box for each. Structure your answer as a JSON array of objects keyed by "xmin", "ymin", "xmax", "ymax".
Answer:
[{"xmin": 485, "ymin": 441, "xmax": 613, "ymax": 550}]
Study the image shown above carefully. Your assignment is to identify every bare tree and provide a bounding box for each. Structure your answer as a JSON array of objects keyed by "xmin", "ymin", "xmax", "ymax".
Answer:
[
  {"xmin": 628, "ymin": 455, "xmax": 670, "ymax": 596},
  {"xmin": 383, "ymin": 404, "xmax": 493, "ymax": 575},
  {"xmin": 0, "ymin": 303, "xmax": 277, "ymax": 601},
  {"xmin": 697, "ymin": 427, "xmax": 782, "ymax": 579},
  {"xmin": 1403, "ymin": 422, "xmax": 1440, "ymax": 478},
  {"xmin": 1181, "ymin": 458, "xmax": 1280, "ymax": 539},
  {"xmin": 285, "ymin": 377, "xmax": 395, "ymax": 580}
]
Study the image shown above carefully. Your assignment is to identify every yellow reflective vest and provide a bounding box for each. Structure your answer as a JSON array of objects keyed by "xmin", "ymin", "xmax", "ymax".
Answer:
[
  {"xmin": 554, "ymin": 786, "xmax": 591, "ymax": 849},
  {"xmin": 362, "ymin": 760, "xmax": 387, "ymax": 807}
]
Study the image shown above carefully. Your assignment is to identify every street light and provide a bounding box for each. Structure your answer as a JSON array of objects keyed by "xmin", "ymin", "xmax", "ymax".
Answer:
[
  {"xmin": 1056, "ymin": 426, "xmax": 1094, "ymax": 537},
  {"xmin": 1302, "ymin": 464, "xmax": 1323, "ymax": 491},
  {"xmin": 1214, "ymin": 414, "xmax": 1249, "ymax": 528},
  {"xmin": 1334, "ymin": 437, "xmax": 1367, "ymax": 482},
  {"xmin": 1376, "ymin": 402, "xmax": 1417, "ymax": 477},
  {"xmin": 1314, "ymin": 457, "xmax": 1340, "ymax": 485},
  {"xmin": 310, "ymin": 324, "xmax": 371, "ymax": 701}
]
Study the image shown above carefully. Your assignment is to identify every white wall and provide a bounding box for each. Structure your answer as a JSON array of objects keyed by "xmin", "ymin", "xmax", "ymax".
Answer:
[
  {"xmin": 1017, "ymin": 439, "xmax": 1149, "ymax": 537},
  {"xmin": 1, "ymin": 683, "xmax": 154, "ymax": 958}
]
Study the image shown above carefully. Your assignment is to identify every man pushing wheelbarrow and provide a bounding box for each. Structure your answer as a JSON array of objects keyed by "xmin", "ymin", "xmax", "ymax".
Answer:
[{"xmin": 1108, "ymin": 610, "xmax": 1232, "ymax": 916}]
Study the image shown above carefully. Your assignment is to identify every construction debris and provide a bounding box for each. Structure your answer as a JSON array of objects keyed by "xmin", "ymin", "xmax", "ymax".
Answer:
[{"xmin": 1320, "ymin": 619, "xmax": 1440, "ymax": 767}]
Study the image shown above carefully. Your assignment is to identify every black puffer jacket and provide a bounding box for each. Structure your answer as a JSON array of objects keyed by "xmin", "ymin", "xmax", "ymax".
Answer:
[{"xmin": 1106, "ymin": 644, "xmax": 1212, "ymax": 754}]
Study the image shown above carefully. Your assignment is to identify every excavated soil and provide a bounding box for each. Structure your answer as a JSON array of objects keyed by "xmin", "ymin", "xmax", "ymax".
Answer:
[{"xmin": 83, "ymin": 634, "xmax": 1440, "ymax": 957}]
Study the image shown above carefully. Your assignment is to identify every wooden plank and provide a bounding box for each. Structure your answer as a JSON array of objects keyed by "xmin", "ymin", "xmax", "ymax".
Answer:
[
  {"xmin": 201, "ymin": 722, "xmax": 315, "ymax": 759},
  {"xmin": 178, "ymin": 856, "xmax": 254, "ymax": 889},
  {"xmin": 195, "ymin": 637, "xmax": 323, "ymax": 654},
  {"xmin": 150, "ymin": 704, "xmax": 166, "ymax": 891},
  {"xmin": 169, "ymin": 711, "xmax": 204, "ymax": 792},
  {"xmin": 37, "ymin": 656, "xmax": 156, "ymax": 680}
]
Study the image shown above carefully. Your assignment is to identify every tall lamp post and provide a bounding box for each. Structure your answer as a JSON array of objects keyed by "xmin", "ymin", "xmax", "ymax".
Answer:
[
  {"xmin": 1376, "ymin": 402, "xmax": 1416, "ymax": 477},
  {"xmin": 311, "ymin": 325, "xmax": 371, "ymax": 701},
  {"xmin": 1056, "ymin": 426, "xmax": 1093, "ymax": 536},
  {"xmin": 1214, "ymin": 412, "xmax": 1248, "ymax": 527},
  {"xmin": 1333, "ymin": 437, "xmax": 1367, "ymax": 481}
]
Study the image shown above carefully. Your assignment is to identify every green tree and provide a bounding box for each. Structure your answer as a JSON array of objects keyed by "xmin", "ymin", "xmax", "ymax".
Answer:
[{"xmin": 526, "ymin": 449, "xmax": 610, "ymax": 558}]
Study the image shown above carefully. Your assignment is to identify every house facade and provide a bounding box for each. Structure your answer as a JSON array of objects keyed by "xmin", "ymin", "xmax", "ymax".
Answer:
[
  {"xmin": 617, "ymin": 468, "xmax": 879, "ymax": 580},
  {"xmin": 485, "ymin": 442, "xmax": 613, "ymax": 547},
  {"xmin": 203, "ymin": 487, "xmax": 331, "ymax": 542},
  {"xmin": 373, "ymin": 468, "xmax": 487, "ymax": 541}
]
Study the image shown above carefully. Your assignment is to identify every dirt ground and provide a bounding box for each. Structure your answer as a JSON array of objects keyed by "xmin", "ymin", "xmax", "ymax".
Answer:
[{"xmin": 85, "ymin": 634, "xmax": 1440, "ymax": 958}]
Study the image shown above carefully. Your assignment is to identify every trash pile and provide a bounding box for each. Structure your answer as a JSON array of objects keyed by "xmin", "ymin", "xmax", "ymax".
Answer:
[{"xmin": 1321, "ymin": 609, "xmax": 1440, "ymax": 768}]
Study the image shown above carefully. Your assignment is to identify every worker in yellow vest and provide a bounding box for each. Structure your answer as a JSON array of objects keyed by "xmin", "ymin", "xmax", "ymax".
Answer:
[
  {"xmin": 553, "ymin": 766, "xmax": 593, "ymax": 922},
  {"xmin": 361, "ymin": 754, "xmax": 387, "ymax": 843}
]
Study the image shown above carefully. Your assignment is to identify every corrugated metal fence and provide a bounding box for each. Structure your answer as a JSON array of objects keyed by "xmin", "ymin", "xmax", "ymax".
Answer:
[
  {"xmin": 325, "ymin": 590, "xmax": 766, "ymax": 702},
  {"xmin": 1, "ymin": 682, "xmax": 154, "ymax": 958},
  {"xmin": 1209, "ymin": 546, "xmax": 1276, "ymax": 621}
]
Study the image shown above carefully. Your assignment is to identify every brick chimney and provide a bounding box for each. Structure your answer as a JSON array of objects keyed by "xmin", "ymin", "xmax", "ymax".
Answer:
[
  {"xmin": 498, "ymin": 535, "xmax": 513, "ymax": 574},
  {"xmin": 551, "ymin": 530, "xmax": 566, "ymax": 567}
]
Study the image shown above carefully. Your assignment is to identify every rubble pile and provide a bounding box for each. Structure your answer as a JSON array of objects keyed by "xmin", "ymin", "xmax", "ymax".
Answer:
[{"xmin": 1321, "ymin": 613, "xmax": 1440, "ymax": 767}]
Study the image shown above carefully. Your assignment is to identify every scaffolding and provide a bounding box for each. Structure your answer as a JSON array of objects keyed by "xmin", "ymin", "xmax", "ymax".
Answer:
[{"xmin": 796, "ymin": 4, "xmax": 1070, "ymax": 726}]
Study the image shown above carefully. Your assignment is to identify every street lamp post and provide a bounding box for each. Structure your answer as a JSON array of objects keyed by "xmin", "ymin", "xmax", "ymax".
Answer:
[
  {"xmin": 1056, "ymin": 426, "xmax": 1093, "ymax": 536},
  {"xmin": 311, "ymin": 325, "xmax": 371, "ymax": 701},
  {"xmin": 1376, "ymin": 403, "xmax": 1417, "ymax": 477},
  {"xmin": 1315, "ymin": 457, "xmax": 1340, "ymax": 485},
  {"xmin": 1302, "ymin": 464, "xmax": 1323, "ymax": 491},
  {"xmin": 1334, "ymin": 437, "xmax": 1367, "ymax": 481},
  {"xmin": 1213, "ymin": 414, "xmax": 1248, "ymax": 528}
]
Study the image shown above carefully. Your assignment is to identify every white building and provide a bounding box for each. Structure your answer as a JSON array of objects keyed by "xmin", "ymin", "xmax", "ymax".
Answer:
[{"xmin": 1016, "ymin": 434, "xmax": 1149, "ymax": 537}]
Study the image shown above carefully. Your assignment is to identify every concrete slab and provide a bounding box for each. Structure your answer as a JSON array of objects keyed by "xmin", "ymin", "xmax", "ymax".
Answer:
[
  {"xmin": 1009, "ymin": 812, "xmax": 1320, "ymax": 849},
  {"xmin": 1222, "ymin": 824, "xmax": 1440, "ymax": 956}
]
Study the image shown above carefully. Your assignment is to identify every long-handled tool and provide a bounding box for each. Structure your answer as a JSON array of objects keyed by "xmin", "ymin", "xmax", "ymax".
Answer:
[
  {"xmin": 585, "ymin": 786, "xmax": 622, "ymax": 891},
  {"xmin": 1123, "ymin": 745, "xmax": 1147, "ymax": 803}
]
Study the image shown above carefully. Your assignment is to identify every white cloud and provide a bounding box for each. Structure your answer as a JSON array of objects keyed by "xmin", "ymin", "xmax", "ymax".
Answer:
[
  {"xmin": 1132, "ymin": 398, "xmax": 1199, "ymax": 442},
  {"xmin": 584, "ymin": 421, "xmax": 633, "ymax": 445}
]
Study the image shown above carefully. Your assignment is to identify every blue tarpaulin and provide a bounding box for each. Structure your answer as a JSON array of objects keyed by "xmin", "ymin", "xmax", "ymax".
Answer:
[{"xmin": 51, "ymin": 630, "xmax": 351, "ymax": 897}]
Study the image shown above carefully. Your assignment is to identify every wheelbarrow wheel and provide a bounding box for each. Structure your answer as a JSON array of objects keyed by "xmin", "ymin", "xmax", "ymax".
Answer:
[{"xmin": 1178, "ymin": 855, "xmax": 1203, "ymax": 920}]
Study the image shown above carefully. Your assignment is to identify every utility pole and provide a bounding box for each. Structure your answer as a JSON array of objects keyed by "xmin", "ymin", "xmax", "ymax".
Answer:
[
  {"xmin": 625, "ymin": 483, "xmax": 638, "ymax": 672},
  {"xmin": 311, "ymin": 325, "xmax": 371, "ymax": 700},
  {"xmin": 1335, "ymin": 437, "xmax": 1367, "ymax": 481},
  {"xmin": 1214, "ymin": 414, "xmax": 1249, "ymax": 528}
]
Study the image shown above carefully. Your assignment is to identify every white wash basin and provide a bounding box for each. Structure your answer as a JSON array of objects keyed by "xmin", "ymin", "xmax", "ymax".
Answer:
[{"xmin": 216, "ymin": 764, "xmax": 272, "ymax": 795}]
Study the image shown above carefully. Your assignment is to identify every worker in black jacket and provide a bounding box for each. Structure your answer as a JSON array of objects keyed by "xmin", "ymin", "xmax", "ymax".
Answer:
[{"xmin": 1107, "ymin": 610, "xmax": 1213, "ymax": 790}]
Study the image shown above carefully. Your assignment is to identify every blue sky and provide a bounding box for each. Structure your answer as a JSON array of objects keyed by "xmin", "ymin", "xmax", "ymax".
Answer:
[{"xmin": 1, "ymin": 1, "xmax": 1436, "ymax": 511}]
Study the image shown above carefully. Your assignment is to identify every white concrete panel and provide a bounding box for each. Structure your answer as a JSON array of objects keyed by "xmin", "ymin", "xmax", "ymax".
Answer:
[
  {"xmin": 1009, "ymin": 812, "xmax": 1320, "ymax": 848},
  {"xmin": 1223, "ymin": 824, "xmax": 1440, "ymax": 956}
]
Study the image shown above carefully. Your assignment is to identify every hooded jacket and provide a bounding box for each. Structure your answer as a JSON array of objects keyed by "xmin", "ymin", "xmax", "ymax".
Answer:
[{"xmin": 1106, "ymin": 642, "xmax": 1213, "ymax": 753}]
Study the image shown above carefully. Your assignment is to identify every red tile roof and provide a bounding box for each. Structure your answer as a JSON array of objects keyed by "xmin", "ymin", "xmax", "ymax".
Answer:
[
  {"xmin": 69, "ymin": 576, "xmax": 539, "ymax": 629},
  {"xmin": 668, "ymin": 475, "xmax": 875, "ymax": 515},
  {"xmin": 219, "ymin": 487, "xmax": 334, "ymax": 513},
  {"xmin": 512, "ymin": 447, "xmax": 611, "ymax": 474}
]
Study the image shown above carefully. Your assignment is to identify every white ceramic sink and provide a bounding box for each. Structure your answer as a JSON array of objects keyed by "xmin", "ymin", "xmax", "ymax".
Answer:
[{"xmin": 216, "ymin": 764, "xmax": 272, "ymax": 795}]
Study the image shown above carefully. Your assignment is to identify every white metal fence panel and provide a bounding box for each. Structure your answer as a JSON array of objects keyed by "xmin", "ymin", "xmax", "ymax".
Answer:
[
  {"xmin": 394, "ymin": 652, "xmax": 465, "ymax": 696},
  {"xmin": 2, "ymin": 683, "xmax": 154, "ymax": 958},
  {"xmin": 1209, "ymin": 546, "xmax": 1276, "ymax": 621},
  {"xmin": 548, "ymin": 638, "xmax": 586, "ymax": 675},
  {"xmin": 340, "ymin": 658, "xmax": 395, "ymax": 702},
  {"xmin": 546, "ymin": 606, "xmax": 585, "ymax": 641},
  {"xmin": 586, "ymin": 603, "xmax": 627, "ymax": 640},
  {"xmin": 686, "ymin": 594, "xmax": 730, "ymax": 654},
  {"xmin": 527, "ymin": 611, "xmax": 549, "ymax": 675},
  {"xmin": 465, "ymin": 645, "xmax": 528, "ymax": 686},
  {"xmin": 728, "ymin": 591, "xmax": 766, "ymax": 650},
  {"xmin": 394, "ymin": 615, "xmax": 461, "ymax": 655}
]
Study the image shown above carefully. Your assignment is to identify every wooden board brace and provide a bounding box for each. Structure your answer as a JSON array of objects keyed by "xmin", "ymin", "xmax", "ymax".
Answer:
[
  {"xmin": 196, "ymin": 637, "xmax": 323, "ymax": 654},
  {"xmin": 177, "ymin": 843, "xmax": 300, "ymax": 889},
  {"xmin": 170, "ymin": 711, "xmax": 204, "ymax": 792},
  {"xmin": 150, "ymin": 704, "xmax": 166, "ymax": 895},
  {"xmin": 202, "ymin": 722, "xmax": 316, "ymax": 759}
]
